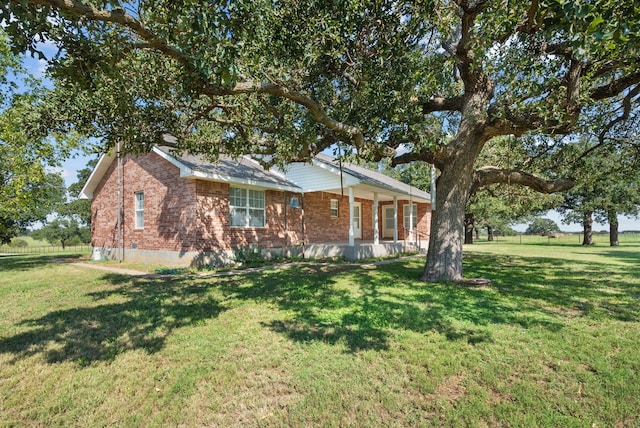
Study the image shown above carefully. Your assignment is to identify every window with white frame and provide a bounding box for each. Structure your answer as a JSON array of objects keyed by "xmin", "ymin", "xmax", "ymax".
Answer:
[
  {"xmin": 134, "ymin": 191, "xmax": 144, "ymax": 228},
  {"xmin": 230, "ymin": 187, "xmax": 265, "ymax": 228},
  {"xmin": 330, "ymin": 199, "xmax": 339, "ymax": 217},
  {"xmin": 403, "ymin": 204, "xmax": 417, "ymax": 229}
]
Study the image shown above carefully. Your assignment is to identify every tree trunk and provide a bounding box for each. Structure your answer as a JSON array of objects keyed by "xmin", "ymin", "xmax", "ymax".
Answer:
[
  {"xmin": 487, "ymin": 225, "xmax": 494, "ymax": 242},
  {"xmin": 608, "ymin": 209, "xmax": 619, "ymax": 246},
  {"xmin": 464, "ymin": 213, "xmax": 474, "ymax": 244},
  {"xmin": 421, "ymin": 148, "xmax": 479, "ymax": 282},
  {"xmin": 420, "ymin": 73, "xmax": 492, "ymax": 282},
  {"xmin": 582, "ymin": 211, "xmax": 593, "ymax": 246}
]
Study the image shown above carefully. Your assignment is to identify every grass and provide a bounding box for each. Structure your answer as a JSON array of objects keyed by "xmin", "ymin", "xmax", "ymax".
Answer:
[{"xmin": 1, "ymin": 243, "xmax": 639, "ymax": 427}]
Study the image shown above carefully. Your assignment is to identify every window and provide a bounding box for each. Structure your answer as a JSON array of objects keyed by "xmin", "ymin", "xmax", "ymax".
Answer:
[
  {"xmin": 134, "ymin": 191, "xmax": 144, "ymax": 228},
  {"xmin": 403, "ymin": 204, "xmax": 417, "ymax": 229},
  {"xmin": 330, "ymin": 199, "xmax": 339, "ymax": 217},
  {"xmin": 385, "ymin": 206, "xmax": 395, "ymax": 230},
  {"xmin": 230, "ymin": 187, "xmax": 265, "ymax": 228}
]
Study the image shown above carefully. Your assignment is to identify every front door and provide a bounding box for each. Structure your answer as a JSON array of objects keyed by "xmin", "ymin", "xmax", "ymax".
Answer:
[
  {"xmin": 383, "ymin": 206, "xmax": 395, "ymax": 238},
  {"xmin": 353, "ymin": 202, "xmax": 362, "ymax": 239}
]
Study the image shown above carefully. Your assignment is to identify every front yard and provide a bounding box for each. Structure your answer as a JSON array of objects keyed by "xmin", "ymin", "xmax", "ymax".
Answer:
[{"xmin": 1, "ymin": 242, "xmax": 639, "ymax": 426}]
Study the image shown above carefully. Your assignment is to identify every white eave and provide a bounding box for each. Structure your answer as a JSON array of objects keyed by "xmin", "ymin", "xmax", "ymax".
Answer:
[
  {"xmin": 78, "ymin": 152, "xmax": 115, "ymax": 199},
  {"xmin": 277, "ymin": 157, "xmax": 430, "ymax": 203}
]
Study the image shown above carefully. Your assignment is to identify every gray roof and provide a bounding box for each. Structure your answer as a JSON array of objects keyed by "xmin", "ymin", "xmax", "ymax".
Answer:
[
  {"xmin": 80, "ymin": 146, "xmax": 430, "ymax": 201},
  {"xmin": 313, "ymin": 153, "xmax": 431, "ymax": 201},
  {"xmin": 157, "ymin": 147, "xmax": 301, "ymax": 190}
]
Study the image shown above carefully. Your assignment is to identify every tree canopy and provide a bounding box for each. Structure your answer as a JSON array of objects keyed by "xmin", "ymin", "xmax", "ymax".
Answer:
[
  {"xmin": 557, "ymin": 134, "xmax": 640, "ymax": 245},
  {"xmin": 0, "ymin": 30, "xmax": 77, "ymax": 243},
  {"xmin": 3, "ymin": 0, "xmax": 639, "ymax": 280},
  {"xmin": 526, "ymin": 217, "xmax": 561, "ymax": 236}
]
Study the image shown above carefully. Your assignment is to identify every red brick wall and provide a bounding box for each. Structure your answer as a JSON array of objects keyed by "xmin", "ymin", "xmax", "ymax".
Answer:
[
  {"xmin": 195, "ymin": 181, "xmax": 303, "ymax": 251},
  {"xmin": 91, "ymin": 152, "xmax": 304, "ymax": 253},
  {"xmin": 91, "ymin": 151, "xmax": 199, "ymax": 252}
]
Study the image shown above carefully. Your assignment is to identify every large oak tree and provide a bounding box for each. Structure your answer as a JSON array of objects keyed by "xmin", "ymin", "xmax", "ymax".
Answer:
[{"xmin": 3, "ymin": 0, "xmax": 639, "ymax": 280}]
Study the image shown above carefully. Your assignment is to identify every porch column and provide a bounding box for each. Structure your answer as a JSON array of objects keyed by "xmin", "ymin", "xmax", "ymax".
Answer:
[
  {"xmin": 348, "ymin": 186, "xmax": 355, "ymax": 246},
  {"xmin": 393, "ymin": 196, "xmax": 398, "ymax": 244},
  {"xmin": 373, "ymin": 192, "xmax": 379, "ymax": 244},
  {"xmin": 409, "ymin": 196, "xmax": 414, "ymax": 243}
]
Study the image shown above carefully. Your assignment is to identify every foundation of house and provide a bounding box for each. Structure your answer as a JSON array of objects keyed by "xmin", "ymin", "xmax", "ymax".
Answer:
[
  {"xmin": 91, "ymin": 240, "xmax": 428, "ymax": 268},
  {"xmin": 301, "ymin": 241, "xmax": 426, "ymax": 260}
]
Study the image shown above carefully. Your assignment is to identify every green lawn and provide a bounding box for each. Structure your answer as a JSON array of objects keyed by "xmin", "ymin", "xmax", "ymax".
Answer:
[{"xmin": 1, "ymin": 243, "xmax": 639, "ymax": 427}]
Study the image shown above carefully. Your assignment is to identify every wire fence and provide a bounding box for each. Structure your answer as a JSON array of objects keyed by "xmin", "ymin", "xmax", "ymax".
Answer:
[
  {"xmin": 1, "ymin": 233, "xmax": 638, "ymax": 255},
  {"xmin": 0, "ymin": 245, "xmax": 92, "ymax": 255},
  {"xmin": 472, "ymin": 232, "xmax": 640, "ymax": 245}
]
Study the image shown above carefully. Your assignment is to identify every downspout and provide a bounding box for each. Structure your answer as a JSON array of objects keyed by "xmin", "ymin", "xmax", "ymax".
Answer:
[
  {"xmin": 283, "ymin": 191, "xmax": 288, "ymax": 257},
  {"xmin": 409, "ymin": 174, "xmax": 414, "ymax": 243},
  {"xmin": 300, "ymin": 192, "xmax": 305, "ymax": 258},
  {"xmin": 116, "ymin": 141, "xmax": 122, "ymax": 264}
]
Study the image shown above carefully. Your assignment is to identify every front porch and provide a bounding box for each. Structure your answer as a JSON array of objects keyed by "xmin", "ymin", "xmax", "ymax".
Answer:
[{"xmin": 298, "ymin": 239, "xmax": 428, "ymax": 261}]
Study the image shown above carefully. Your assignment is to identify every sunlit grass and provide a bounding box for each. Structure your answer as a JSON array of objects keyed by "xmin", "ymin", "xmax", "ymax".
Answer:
[{"xmin": 1, "ymin": 245, "xmax": 639, "ymax": 426}]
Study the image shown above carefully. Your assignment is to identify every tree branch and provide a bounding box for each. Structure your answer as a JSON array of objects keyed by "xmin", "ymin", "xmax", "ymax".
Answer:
[
  {"xmin": 572, "ymin": 84, "xmax": 640, "ymax": 166},
  {"xmin": 515, "ymin": 0, "xmax": 541, "ymax": 34},
  {"xmin": 590, "ymin": 71, "xmax": 640, "ymax": 100},
  {"xmin": 486, "ymin": 58, "xmax": 584, "ymax": 137},
  {"xmin": 197, "ymin": 81, "xmax": 364, "ymax": 147},
  {"xmin": 17, "ymin": 0, "xmax": 365, "ymax": 149},
  {"xmin": 598, "ymin": 84, "xmax": 640, "ymax": 143},
  {"xmin": 565, "ymin": 58, "xmax": 583, "ymax": 120},
  {"xmin": 422, "ymin": 95, "xmax": 464, "ymax": 113},
  {"xmin": 472, "ymin": 166, "xmax": 575, "ymax": 194},
  {"xmin": 391, "ymin": 150, "xmax": 442, "ymax": 170}
]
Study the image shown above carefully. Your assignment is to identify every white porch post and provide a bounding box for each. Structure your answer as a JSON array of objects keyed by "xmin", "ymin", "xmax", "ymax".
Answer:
[
  {"xmin": 349, "ymin": 186, "xmax": 355, "ymax": 246},
  {"xmin": 409, "ymin": 194, "xmax": 414, "ymax": 243},
  {"xmin": 393, "ymin": 196, "xmax": 398, "ymax": 244},
  {"xmin": 373, "ymin": 192, "xmax": 379, "ymax": 245}
]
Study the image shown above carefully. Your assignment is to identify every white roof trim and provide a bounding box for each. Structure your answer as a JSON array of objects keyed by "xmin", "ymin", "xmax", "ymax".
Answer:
[
  {"xmin": 310, "ymin": 157, "xmax": 362, "ymax": 186},
  {"xmin": 186, "ymin": 169, "xmax": 302, "ymax": 192},
  {"xmin": 78, "ymin": 152, "xmax": 115, "ymax": 199},
  {"xmin": 152, "ymin": 146, "xmax": 193, "ymax": 176}
]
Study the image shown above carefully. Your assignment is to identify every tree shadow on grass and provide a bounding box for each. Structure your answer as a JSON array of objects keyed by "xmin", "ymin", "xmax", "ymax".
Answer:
[
  {"xmin": 0, "ymin": 254, "xmax": 85, "ymax": 273},
  {"xmin": 2, "ymin": 251, "xmax": 638, "ymax": 363},
  {"xmin": 0, "ymin": 273, "xmax": 225, "ymax": 365},
  {"xmin": 246, "ymin": 252, "xmax": 639, "ymax": 351},
  {"xmin": 465, "ymin": 251, "xmax": 640, "ymax": 323},
  {"xmin": 591, "ymin": 248, "xmax": 640, "ymax": 275},
  {"xmin": 218, "ymin": 262, "xmax": 565, "ymax": 352}
]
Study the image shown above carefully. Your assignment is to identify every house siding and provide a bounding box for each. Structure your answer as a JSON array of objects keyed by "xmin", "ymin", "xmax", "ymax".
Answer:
[{"xmin": 275, "ymin": 162, "xmax": 359, "ymax": 192}]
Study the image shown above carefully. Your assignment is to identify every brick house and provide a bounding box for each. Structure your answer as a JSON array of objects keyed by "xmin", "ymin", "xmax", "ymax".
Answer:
[{"xmin": 80, "ymin": 146, "xmax": 431, "ymax": 266}]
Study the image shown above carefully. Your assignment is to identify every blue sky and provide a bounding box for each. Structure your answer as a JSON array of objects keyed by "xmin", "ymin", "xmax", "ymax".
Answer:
[{"xmin": 18, "ymin": 43, "xmax": 640, "ymax": 232}]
